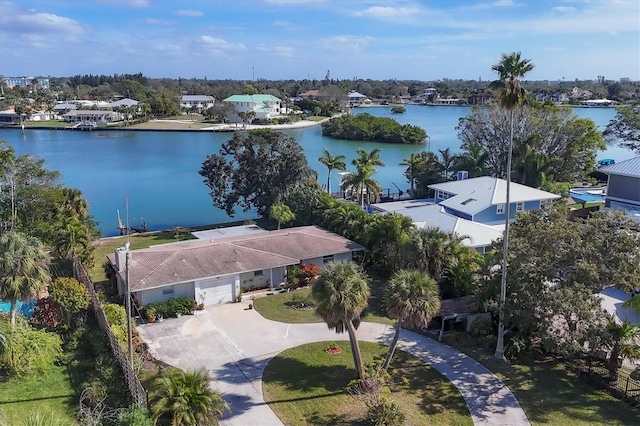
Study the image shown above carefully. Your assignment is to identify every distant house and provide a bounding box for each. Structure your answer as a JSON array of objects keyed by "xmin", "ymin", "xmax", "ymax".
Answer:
[
  {"xmin": 222, "ymin": 94, "xmax": 282, "ymax": 123},
  {"xmin": 108, "ymin": 98, "xmax": 140, "ymax": 108},
  {"xmin": 53, "ymin": 103, "xmax": 77, "ymax": 113},
  {"xmin": 107, "ymin": 225, "xmax": 364, "ymax": 307},
  {"xmin": 63, "ymin": 110, "xmax": 122, "ymax": 123},
  {"xmin": 434, "ymin": 98, "xmax": 465, "ymax": 105},
  {"xmin": 581, "ymin": 99, "xmax": 615, "ymax": 107},
  {"xmin": 298, "ymin": 90, "xmax": 321, "ymax": 100},
  {"xmin": 180, "ymin": 95, "xmax": 215, "ymax": 113},
  {"xmin": 0, "ymin": 110, "xmax": 20, "ymax": 125},
  {"xmin": 600, "ymin": 157, "xmax": 640, "ymax": 222},
  {"xmin": 372, "ymin": 176, "xmax": 560, "ymax": 252},
  {"xmin": 348, "ymin": 91, "xmax": 368, "ymax": 107}
]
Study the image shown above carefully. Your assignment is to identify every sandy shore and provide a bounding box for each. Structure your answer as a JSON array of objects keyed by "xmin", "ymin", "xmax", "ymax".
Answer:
[{"xmin": 127, "ymin": 116, "xmax": 331, "ymax": 132}]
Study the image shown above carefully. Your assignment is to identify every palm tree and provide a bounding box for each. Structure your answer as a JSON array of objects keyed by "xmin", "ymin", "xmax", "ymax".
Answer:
[
  {"xmin": 58, "ymin": 188, "xmax": 90, "ymax": 220},
  {"xmin": 436, "ymin": 148, "xmax": 459, "ymax": 181},
  {"xmin": 0, "ymin": 329, "xmax": 9, "ymax": 357},
  {"xmin": 311, "ymin": 261, "xmax": 371, "ymax": 380},
  {"xmin": 381, "ymin": 270, "xmax": 440, "ymax": 370},
  {"xmin": 606, "ymin": 318, "xmax": 640, "ymax": 378},
  {"xmin": 0, "ymin": 231, "xmax": 50, "ymax": 330},
  {"xmin": 400, "ymin": 153, "xmax": 421, "ymax": 197},
  {"xmin": 318, "ymin": 149, "xmax": 346, "ymax": 194},
  {"xmin": 405, "ymin": 227, "xmax": 449, "ymax": 281},
  {"xmin": 353, "ymin": 148, "xmax": 385, "ymax": 172},
  {"xmin": 488, "ymin": 51, "xmax": 535, "ymax": 361},
  {"xmin": 150, "ymin": 368, "xmax": 229, "ymax": 426},
  {"xmin": 340, "ymin": 168, "xmax": 382, "ymax": 207}
]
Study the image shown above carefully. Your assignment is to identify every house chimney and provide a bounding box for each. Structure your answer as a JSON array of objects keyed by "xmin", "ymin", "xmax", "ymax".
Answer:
[{"xmin": 115, "ymin": 246, "xmax": 127, "ymax": 272}]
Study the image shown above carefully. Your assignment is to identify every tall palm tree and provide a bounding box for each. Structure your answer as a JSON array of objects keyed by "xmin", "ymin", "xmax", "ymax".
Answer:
[
  {"xmin": 353, "ymin": 148, "xmax": 384, "ymax": 171},
  {"xmin": 0, "ymin": 329, "xmax": 9, "ymax": 357},
  {"xmin": 606, "ymin": 318, "xmax": 640, "ymax": 378},
  {"xmin": 436, "ymin": 148, "xmax": 459, "ymax": 181},
  {"xmin": 340, "ymin": 168, "xmax": 382, "ymax": 207},
  {"xmin": 150, "ymin": 368, "xmax": 229, "ymax": 426},
  {"xmin": 400, "ymin": 153, "xmax": 421, "ymax": 197},
  {"xmin": 318, "ymin": 149, "xmax": 346, "ymax": 194},
  {"xmin": 382, "ymin": 270, "xmax": 440, "ymax": 370},
  {"xmin": 488, "ymin": 51, "xmax": 535, "ymax": 361},
  {"xmin": 311, "ymin": 261, "xmax": 371, "ymax": 380},
  {"xmin": 0, "ymin": 231, "xmax": 50, "ymax": 330}
]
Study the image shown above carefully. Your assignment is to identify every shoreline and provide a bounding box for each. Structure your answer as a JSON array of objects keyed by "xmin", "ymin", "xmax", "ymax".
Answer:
[{"xmin": 1, "ymin": 116, "xmax": 332, "ymax": 133}]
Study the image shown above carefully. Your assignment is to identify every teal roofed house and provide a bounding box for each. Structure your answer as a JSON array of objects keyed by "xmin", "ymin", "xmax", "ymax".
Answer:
[{"xmin": 223, "ymin": 94, "xmax": 282, "ymax": 123}]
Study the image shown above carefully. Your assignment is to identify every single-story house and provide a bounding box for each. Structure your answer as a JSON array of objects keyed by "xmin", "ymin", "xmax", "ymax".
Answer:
[
  {"xmin": 223, "ymin": 94, "xmax": 282, "ymax": 123},
  {"xmin": 107, "ymin": 225, "xmax": 364, "ymax": 307},
  {"xmin": 108, "ymin": 98, "xmax": 140, "ymax": 109},
  {"xmin": 0, "ymin": 110, "xmax": 21, "ymax": 125}
]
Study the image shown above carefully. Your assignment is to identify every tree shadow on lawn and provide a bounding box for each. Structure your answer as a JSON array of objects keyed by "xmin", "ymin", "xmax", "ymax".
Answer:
[
  {"xmin": 265, "ymin": 355, "xmax": 357, "ymax": 394},
  {"xmin": 446, "ymin": 335, "xmax": 640, "ymax": 425}
]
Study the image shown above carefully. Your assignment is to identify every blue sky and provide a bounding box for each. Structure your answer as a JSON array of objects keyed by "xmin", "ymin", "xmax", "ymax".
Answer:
[{"xmin": 0, "ymin": 0, "xmax": 638, "ymax": 81}]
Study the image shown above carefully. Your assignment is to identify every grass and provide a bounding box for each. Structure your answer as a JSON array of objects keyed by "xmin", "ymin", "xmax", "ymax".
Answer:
[
  {"xmin": 262, "ymin": 341, "xmax": 472, "ymax": 426},
  {"xmin": 253, "ymin": 275, "xmax": 394, "ymax": 326},
  {"xmin": 443, "ymin": 333, "xmax": 640, "ymax": 426},
  {"xmin": 0, "ymin": 364, "xmax": 78, "ymax": 425},
  {"xmin": 307, "ymin": 116, "xmax": 327, "ymax": 122}
]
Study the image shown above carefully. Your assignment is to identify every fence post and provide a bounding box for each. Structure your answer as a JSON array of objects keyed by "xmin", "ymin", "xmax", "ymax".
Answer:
[{"xmin": 625, "ymin": 376, "xmax": 629, "ymax": 397}]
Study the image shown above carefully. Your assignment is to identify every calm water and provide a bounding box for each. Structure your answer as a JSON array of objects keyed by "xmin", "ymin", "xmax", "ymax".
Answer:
[{"xmin": 0, "ymin": 105, "xmax": 627, "ymax": 236}]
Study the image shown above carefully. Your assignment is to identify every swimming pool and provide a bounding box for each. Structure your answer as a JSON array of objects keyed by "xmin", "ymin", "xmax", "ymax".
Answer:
[{"xmin": 0, "ymin": 299, "xmax": 36, "ymax": 318}]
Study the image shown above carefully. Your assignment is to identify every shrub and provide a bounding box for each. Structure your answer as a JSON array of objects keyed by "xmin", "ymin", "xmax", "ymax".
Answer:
[
  {"xmin": 0, "ymin": 320, "xmax": 63, "ymax": 377},
  {"xmin": 104, "ymin": 303, "xmax": 127, "ymax": 326},
  {"xmin": 117, "ymin": 405, "xmax": 153, "ymax": 426},
  {"xmin": 48, "ymin": 277, "xmax": 90, "ymax": 325},
  {"xmin": 469, "ymin": 317, "xmax": 493, "ymax": 337},
  {"xmin": 30, "ymin": 297, "xmax": 63, "ymax": 330}
]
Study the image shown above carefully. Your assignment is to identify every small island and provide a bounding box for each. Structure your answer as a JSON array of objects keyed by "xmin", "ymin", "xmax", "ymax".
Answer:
[
  {"xmin": 391, "ymin": 105, "xmax": 406, "ymax": 114},
  {"xmin": 321, "ymin": 113, "xmax": 427, "ymax": 144}
]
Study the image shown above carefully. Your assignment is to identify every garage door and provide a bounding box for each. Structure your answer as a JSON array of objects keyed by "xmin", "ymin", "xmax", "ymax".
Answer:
[{"xmin": 197, "ymin": 276, "xmax": 235, "ymax": 305}]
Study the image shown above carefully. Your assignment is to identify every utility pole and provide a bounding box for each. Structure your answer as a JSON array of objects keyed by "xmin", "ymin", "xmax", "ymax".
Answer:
[
  {"xmin": 125, "ymin": 242, "xmax": 134, "ymax": 368},
  {"xmin": 252, "ymin": 66, "xmax": 255, "ymax": 81}
]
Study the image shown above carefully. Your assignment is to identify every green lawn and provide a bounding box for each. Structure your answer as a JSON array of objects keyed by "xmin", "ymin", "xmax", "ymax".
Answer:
[
  {"xmin": 0, "ymin": 365, "xmax": 78, "ymax": 425},
  {"xmin": 262, "ymin": 341, "xmax": 472, "ymax": 426},
  {"xmin": 307, "ymin": 116, "xmax": 326, "ymax": 122},
  {"xmin": 443, "ymin": 333, "xmax": 640, "ymax": 426},
  {"xmin": 253, "ymin": 275, "xmax": 394, "ymax": 326}
]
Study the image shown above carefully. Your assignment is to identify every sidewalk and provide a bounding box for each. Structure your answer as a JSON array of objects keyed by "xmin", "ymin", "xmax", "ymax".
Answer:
[{"xmin": 138, "ymin": 302, "xmax": 530, "ymax": 426}]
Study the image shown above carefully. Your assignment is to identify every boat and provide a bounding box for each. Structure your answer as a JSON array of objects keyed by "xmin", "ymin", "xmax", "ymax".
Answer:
[{"xmin": 79, "ymin": 121, "xmax": 97, "ymax": 131}]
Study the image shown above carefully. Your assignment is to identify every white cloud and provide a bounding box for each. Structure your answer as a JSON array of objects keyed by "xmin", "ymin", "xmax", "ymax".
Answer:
[
  {"xmin": 256, "ymin": 44, "xmax": 294, "ymax": 57},
  {"xmin": 142, "ymin": 18, "xmax": 173, "ymax": 25},
  {"xmin": 353, "ymin": 6, "xmax": 421, "ymax": 18},
  {"xmin": 553, "ymin": 6, "xmax": 576, "ymax": 13},
  {"xmin": 0, "ymin": 2, "xmax": 85, "ymax": 37},
  {"xmin": 319, "ymin": 35, "xmax": 373, "ymax": 53},
  {"xmin": 174, "ymin": 9, "xmax": 203, "ymax": 17},
  {"xmin": 95, "ymin": 0, "xmax": 150, "ymax": 7},
  {"xmin": 199, "ymin": 36, "xmax": 248, "ymax": 55}
]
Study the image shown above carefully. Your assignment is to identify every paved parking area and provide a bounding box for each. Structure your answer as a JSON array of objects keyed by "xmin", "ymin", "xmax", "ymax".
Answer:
[{"xmin": 138, "ymin": 302, "xmax": 530, "ymax": 426}]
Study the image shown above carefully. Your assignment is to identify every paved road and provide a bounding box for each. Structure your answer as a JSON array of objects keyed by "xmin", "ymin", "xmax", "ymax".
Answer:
[{"xmin": 138, "ymin": 302, "xmax": 530, "ymax": 426}]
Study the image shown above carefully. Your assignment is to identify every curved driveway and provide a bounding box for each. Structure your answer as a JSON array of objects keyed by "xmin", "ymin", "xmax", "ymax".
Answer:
[{"xmin": 138, "ymin": 302, "xmax": 529, "ymax": 426}]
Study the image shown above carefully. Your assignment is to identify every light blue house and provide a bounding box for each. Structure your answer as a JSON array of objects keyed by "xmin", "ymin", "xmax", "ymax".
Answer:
[
  {"xmin": 599, "ymin": 156, "xmax": 640, "ymax": 223},
  {"xmin": 429, "ymin": 176, "xmax": 561, "ymax": 226},
  {"xmin": 372, "ymin": 176, "xmax": 560, "ymax": 252}
]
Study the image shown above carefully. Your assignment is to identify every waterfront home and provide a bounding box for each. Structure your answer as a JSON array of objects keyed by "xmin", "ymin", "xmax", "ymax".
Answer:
[
  {"xmin": 599, "ymin": 156, "xmax": 640, "ymax": 222},
  {"xmin": 581, "ymin": 99, "xmax": 615, "ymax": 107},
  {"xmin": 0, "ymin": 110, "xmax": 20, "ymax": 125},
  {"xmin": 180, "ymin": 95, "xmax": 215, "ymax": 113},
  {"xmin": 63, "ymin": 110, "xmax": 122, "ymax": 123},
  {"xmin": 223, "ymin": 94, "xmax": 282, "ymax": 123},
  {"xmin": 107, "ymin": 225, "xmax": 363, "ymax": 307},
  {"xmin": 372, "ymin": 176, "xmax": 560, "ymax": 252},
  {"xmin": 348, "ymin": 91, "xmax": 368, "ymax": 107}
]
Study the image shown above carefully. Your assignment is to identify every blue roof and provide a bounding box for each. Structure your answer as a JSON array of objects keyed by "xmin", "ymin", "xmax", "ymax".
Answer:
[{"xmin": 599, "ymin": 156, "xmax": 640, "ymax": 178}]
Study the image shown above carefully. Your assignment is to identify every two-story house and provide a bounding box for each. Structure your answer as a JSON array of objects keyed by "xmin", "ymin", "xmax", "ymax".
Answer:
[
  {"xmin": 372, "ymin": 176, "xmax": 560, "ymax": 253},
  {"xmin": 223, "ymin": 94, "xmax": 282, "ymax": 123},
  {"xmin": 180, "ymin": 95, "xmax": 215, "ymax": 113},
  {"xmin": 600, "ymin": 157, "xmax": 640, "ymax": 222}
]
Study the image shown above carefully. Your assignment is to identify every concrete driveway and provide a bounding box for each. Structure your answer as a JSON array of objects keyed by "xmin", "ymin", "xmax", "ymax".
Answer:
[{"xmin": 138, "ymin": 302, "xmax": 529, "ymax": 426}]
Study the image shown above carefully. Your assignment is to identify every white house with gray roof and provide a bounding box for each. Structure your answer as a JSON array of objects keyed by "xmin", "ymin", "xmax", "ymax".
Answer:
[
  {"xmin": 180, "ymin": 95, "xmax": 215, "ymax": 113},
  {"xmin": 223, "ymin": 94, "xmax": 282, "ymax": 123},
  {"xmin": 107, "ymin": 226, "xmax": 363, "ymax": 307}
]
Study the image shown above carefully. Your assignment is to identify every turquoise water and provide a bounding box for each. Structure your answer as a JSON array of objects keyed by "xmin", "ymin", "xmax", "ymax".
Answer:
[
  {"xmin": 0, "ymin": 300, "xmax": 36, "ymax": 318},
  {"xmin": 0, "ymin": 105, "xmax": 626, "ymax": 236}
]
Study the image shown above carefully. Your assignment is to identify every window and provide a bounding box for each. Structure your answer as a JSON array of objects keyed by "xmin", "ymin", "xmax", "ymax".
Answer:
[
  {"xmin": 162, "ymin": 288, "xmax": 174, "ymax": 296},
  {"xmin": 254, "ymin": 270, "xmax": 263, "ymax": 277},
  {"xmin": 496, "ymin": 203, "xmax": 505, "ymax": 214},
  {"xmin": 516, "ymin": 202, "xmax": 524, "ymax": 212},
  {"xmin": 323, "ymin": 255, "xmax": 334, "ymax": 264}
]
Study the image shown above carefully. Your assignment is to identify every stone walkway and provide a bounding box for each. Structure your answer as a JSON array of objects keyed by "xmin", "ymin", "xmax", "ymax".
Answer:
[{"xmin": 138, "ymin": 302, "xmax": 530, "ymax": 426}]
